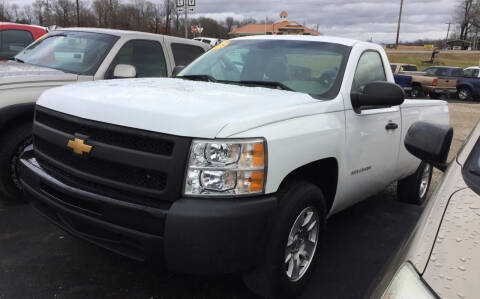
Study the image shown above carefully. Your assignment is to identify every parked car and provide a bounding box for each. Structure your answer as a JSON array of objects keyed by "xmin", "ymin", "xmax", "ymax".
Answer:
[
  {"xmin": 370, "ymin": 120, "xmax": 480, "ymax": 299},
  {"xmin": 0, "ymin": 27, "xmax": 209, "ymax": 201},
  {"xmin": 193, "ymin": 37, "xmax": 224, "ymax": 47},
  {"xmin": 390, "ymin": 63, "xmax": 457, "ymax": 98},
  {"xmin": 424, "ymin": 66, "xmax": 480, "ymax": 101},
  {"xmin": 19, "ymin": 36, "xmax": 449, "ymax": 298},
  {"xmin": 0, "ymin": 22, "xmax": 47, "ymax": 60}
]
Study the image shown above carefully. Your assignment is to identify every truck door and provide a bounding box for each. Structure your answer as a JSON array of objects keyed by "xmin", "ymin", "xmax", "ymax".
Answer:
[{"xmin": 343, "ymin": 50, "xmax": 402, "ymax": 204}]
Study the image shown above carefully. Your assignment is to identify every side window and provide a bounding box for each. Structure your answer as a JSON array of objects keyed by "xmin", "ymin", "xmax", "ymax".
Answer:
[
  {"xmin": 390, "ymin": 65, "xmax": 396, "ymax": 73},
  {"xmin": 171, "ymin": 43, "xmax": 205, "ymax": 66},
  {"xmin": 352, "ymin": 51, "xmax": 386, "ymax": 93},
  {"xmin": 452, "ymin": 69, "xmax": 465, "ymax": 77},
  {"xmin": 424, "ymin": 68, "xmax": 436, "ymax": 76},
  {"xmin": 0, "ymin": 29, "xmax": 34, "ymax": 59},
  {"xmin": 437, "ymin": 68, "xmax": 448, "ymax": 76},
  {"xmin": 107, "ymin": 39, "xmax": 167, "ymax": 78}
]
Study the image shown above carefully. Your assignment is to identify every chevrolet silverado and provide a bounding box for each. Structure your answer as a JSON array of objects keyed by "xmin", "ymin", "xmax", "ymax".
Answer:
[{"xmin": 20, "ymin": 36, "xmax": 449, "ymax": 298}]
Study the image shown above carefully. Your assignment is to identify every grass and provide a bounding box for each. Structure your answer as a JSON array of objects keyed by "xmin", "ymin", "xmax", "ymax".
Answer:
[{"xmin": 387, "ymin": 52, "xmax": 480, "ymax": 70}]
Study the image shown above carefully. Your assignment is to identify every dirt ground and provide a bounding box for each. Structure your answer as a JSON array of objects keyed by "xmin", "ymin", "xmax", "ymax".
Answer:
[{"xmin": 387, "ymin": 51, "xmax": 480, "ymax": 69}]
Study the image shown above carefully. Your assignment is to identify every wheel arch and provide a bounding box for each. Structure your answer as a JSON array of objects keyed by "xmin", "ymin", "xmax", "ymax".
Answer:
[
  {"xmin": 277, "ymin": 157, "xmax": 338, "ymax": 213},
  {"xmin": 411, "ymin": 82, "xmax": 422, "ymax": 87},
  {"xmin": 0, "ymin": 103, "xmax": 35, "ymax": 137},
  {"xmin": 457, "ymin": 83, "xmax": 473, "ymax": 92}
]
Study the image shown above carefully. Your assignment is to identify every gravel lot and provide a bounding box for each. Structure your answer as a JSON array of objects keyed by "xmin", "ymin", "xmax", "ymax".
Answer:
[{"xmin": 0, "ymin": 101, "xmax": 478, "ymax": 299}]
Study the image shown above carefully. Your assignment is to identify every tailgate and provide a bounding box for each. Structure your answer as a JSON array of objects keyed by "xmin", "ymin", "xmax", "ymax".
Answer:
[{"xmin": 436, "ymin": 77, "xmax": 457, "ymax": 89}]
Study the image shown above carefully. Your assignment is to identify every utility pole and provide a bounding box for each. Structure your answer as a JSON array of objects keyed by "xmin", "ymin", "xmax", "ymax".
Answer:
[
  {"xmin": 445, "ymin": 22, "xmax": 451, "ymax": 49},
  {"xmin": 76, "ymin": 0, "xmax": 80, "ymax": 26},
  {"xmin": 395, "ymin": 0, "xmax": 404, "ymax": 49},
  {"xmin": 184, "ymin": 0, "xmax": 188, "ymax": 38}
]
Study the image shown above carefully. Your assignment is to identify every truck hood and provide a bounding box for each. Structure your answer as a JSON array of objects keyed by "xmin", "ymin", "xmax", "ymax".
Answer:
[
  {"xmin": 0, "ymin": 61, "xmax": 78, "ymax": 89},
  {"xmin": 37, "ymin": 78, "xmax": 321, "ymax": 138}
]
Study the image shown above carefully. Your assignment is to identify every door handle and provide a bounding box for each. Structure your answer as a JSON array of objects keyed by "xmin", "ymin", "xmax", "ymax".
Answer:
[{"xmin": 386, "ymin": 123, "xmax": 399, "ymax": 130}]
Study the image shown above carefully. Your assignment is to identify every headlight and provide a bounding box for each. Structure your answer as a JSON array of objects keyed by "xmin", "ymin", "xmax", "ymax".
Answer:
[
  {"xmin": 382, "ymin": 263, "xmax": 437, "ymax": 299},
  {"xmin": 184, "ymin": 138, "xmax": 266, "ymax": 196}
]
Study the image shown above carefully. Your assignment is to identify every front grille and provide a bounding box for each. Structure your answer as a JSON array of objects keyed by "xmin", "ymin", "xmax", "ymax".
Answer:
[
  {"xmin": 35, "ymin": 137, "xmax": 167, "ymax": 190},
  {"xmin": 33, "ymin": 106, "xmax": 191, "ymax": 207},
  {"xmin": 36, "ymin": 109, "xmax": 174, "ymax": 156}
]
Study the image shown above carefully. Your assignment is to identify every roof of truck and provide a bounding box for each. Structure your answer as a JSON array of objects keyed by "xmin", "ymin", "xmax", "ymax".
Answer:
[
  {"xmin": 232, "ymin": 35, "xmax": 360, "ymax": 47},
  {"xmin": 53, "ymin": 27, "xmax": 208, "ymax": 49},
  {"xmin": 56, "ymin": 27, "xmax": 167, "ymax": 37}
]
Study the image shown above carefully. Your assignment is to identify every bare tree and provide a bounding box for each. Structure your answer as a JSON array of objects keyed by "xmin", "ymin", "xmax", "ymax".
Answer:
[
  {"xmin": 457, "ymin": 0, "xmax": 475, "ymax": 40},
  {"xmin": 163, "ymin": 0, "xmax": 173, "ymax": 35},
  {"xmin": 225, "ymin": 16, "xmax": 234, "ymax": 33},
  {"xmin": 23, "ymin": 5, "xmax": 34, "ymax": 23},
  {"xmin": 0, "ymin": 2, "xmax": 11, "ymax": 21}
]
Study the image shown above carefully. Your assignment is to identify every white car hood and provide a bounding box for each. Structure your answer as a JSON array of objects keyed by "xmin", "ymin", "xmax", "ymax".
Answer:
[
  {"xmin": 0, "ymin": 61, "xmax": 78, "ymax": 88},
  {"xmin": 37, "ymin": 78, "xmax": 321, "ymax": 138}
]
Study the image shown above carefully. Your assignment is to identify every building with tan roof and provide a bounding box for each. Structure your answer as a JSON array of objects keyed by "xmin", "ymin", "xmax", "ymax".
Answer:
[{"xmin": 229, "ymin": 11, "xmax": 322, "ymax": 37}]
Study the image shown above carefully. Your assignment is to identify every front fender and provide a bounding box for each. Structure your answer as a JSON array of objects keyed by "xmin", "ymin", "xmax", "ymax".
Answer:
[{"xmin": 227, "ymin": 111, "xmax": 346, "ymax": 194}]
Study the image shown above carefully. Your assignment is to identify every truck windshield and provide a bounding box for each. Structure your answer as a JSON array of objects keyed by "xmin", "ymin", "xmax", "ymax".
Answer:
[
  {"xmin": 178, "ymin": 39, "xmax": 351, "ymax": 100},
  {"xmin": 15, "ymin": 31, "xmax": 118, "ymax": 75}
]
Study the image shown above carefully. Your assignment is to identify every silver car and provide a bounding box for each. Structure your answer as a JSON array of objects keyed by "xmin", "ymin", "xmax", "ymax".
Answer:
[{"xmin": 371, "ymin": 120, "xmax": 480, "ymax": 298}]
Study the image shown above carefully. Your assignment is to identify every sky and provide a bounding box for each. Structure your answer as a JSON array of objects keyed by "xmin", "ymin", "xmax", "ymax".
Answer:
[
  {"xmin": 191, "ymin": 0, "xmax": 459, "ymax": 43},
  {"xmin": 8, "ymin": 0, "xmax": 460, "ymax": 42}
]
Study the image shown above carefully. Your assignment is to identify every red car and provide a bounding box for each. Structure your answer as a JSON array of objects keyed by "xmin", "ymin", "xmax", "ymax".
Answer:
[{"xmin": 0, "ymin": 22, "xmax": 47, "ymax": 60}]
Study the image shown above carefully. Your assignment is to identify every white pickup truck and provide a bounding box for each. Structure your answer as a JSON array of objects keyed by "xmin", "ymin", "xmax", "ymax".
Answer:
[
  {"xmin": 19, "ymin": 36, "xmax": 449, "ymax": 298},
  {"xmin": 0, "ymin": 27, "xmax": 209, "ymax": 200}
]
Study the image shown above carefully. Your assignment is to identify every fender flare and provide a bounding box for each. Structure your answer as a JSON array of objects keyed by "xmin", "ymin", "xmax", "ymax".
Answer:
[{"xmin": 0, "ymin": 102, "xmax": 36, "ymax": 132}]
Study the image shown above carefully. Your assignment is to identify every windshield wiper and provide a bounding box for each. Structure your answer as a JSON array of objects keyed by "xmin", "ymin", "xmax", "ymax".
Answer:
[
  {"xmin": 235, "ymin": 80, "xmax": 293, "ymax": 91},
  {"xmin": 13, "ymin": 57, "xmax": 24, "ymax": 63},
  {"xmin": 177, "ymin": 74, "xmax": 217, "ymax": 82}
]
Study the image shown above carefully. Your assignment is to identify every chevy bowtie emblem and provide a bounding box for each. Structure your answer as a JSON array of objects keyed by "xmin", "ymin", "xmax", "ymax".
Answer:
[{"xmin": 67, "ymin": 138, "xmax": 93, "ymax": 155}]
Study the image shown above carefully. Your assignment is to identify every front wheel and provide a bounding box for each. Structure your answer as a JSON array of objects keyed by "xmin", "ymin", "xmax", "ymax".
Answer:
[
  {"xmin": 397, "ymin": 162, "xmax": 433, "ymax": 205},
  {"xmin": 243, "ymin": 181, "xmax": 326, "ymax": 299}
]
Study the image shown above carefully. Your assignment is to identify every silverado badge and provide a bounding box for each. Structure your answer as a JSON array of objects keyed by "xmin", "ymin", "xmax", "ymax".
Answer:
[{"xmin": 67, "ymin": 138, "xmax": 93, "ymax": 155}]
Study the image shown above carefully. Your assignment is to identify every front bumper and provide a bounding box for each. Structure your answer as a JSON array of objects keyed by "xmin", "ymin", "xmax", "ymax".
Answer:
[{"xmin": 20, "ymin": 151, "xmax": 277, "ymax": 275}]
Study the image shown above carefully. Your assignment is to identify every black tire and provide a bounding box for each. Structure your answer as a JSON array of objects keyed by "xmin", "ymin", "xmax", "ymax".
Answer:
[
  {"xmin": 243, "ymin": 181, "xmax": 326, "ymax": 299},
  {"xmin": 410, "ymin": 86, "xmax": 424, "ymax": 98},
  {"xmin": 457, "ymin": 87, "xmax": 473, "ymax": 101},
  {"xmin": 0, "ymin": 123, "xmax": 32, "ymax": 201},
  {"xmin": 429, "ymin": 92, "xmax": 439, "ymax": 99},
  {"xmin": 397, "ymin": 162, "xmax": 433, "ymax": 205}
]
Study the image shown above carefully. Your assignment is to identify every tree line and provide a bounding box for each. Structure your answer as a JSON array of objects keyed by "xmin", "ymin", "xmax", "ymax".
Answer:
[{"xmin": 0, "ymin": 0, "xmax": 261, "ymax": 38}]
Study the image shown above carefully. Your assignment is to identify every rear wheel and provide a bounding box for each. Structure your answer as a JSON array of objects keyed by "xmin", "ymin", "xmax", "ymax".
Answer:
[
  {"xmin": 458, "ymin": 87, "xmax": 473, "ymax": 101},
  {"xmin": 397, "ymin": 162, "xmax": 433, "ymax": 205},
  {"xmin": 410, "ymin": 86, "xmax": 424, "ymax": 98},
  {"xmin": 0, "ymin": 123, "xmax": 32, "ymax": 201},
  {"xmin": 243, "ymin": 181, "xmax": 326, "ymax": 299}
]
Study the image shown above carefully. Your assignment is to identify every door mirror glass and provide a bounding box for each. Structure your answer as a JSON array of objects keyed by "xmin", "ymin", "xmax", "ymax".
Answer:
[
  {"xmin": 113, "ymin": 64, "xmax": 136, "ymax": 78},
  {"xmin": 172, "ymin": 65, "xmax": 185, "ymax": 77},
  {"xmin": 351, "ymin": 81, "xmax": 405, "ymax": 111},
  {"xmin": 404, "ymin": 121, "xmax": 453, "ymax": 171}
]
